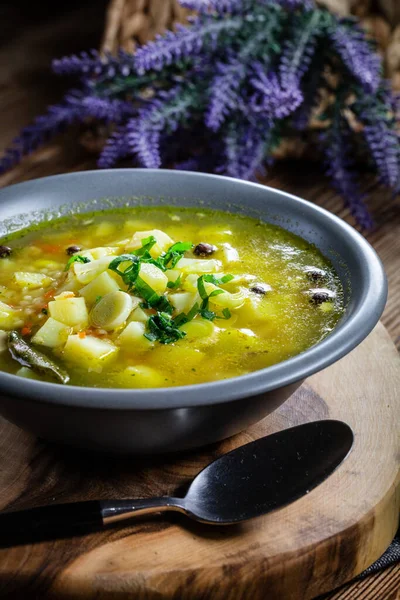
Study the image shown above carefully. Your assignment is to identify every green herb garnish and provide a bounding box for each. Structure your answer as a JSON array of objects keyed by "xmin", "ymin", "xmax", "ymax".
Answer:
[
  {"xmin": 145, "ymin": 312, "xmax": 186, "ymax": 344},
  {"xmin": 162, "ymin": 241, "xmax": 193, "ymax": 268},
  {"xmin": 167, "ymin": 274, "xmax": 182, "ymax": 289},
  {"xmin": 64, "ymin": 255, "xmax": 91, "ymax": 271}
]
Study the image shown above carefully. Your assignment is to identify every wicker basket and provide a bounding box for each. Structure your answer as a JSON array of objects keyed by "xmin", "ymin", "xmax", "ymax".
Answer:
[
  {"xmin": 100, "ymin": 0, "xmax": 400, "ymax": 90},
  {"xmin": 101, "ymin": 0, "xmax": 191, "ymax": 54}
]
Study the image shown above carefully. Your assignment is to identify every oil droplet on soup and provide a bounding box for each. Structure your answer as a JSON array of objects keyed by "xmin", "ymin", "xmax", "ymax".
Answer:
[{"xmin": 0, "ymin": 207, "xmax": 344, "ymax": 388}]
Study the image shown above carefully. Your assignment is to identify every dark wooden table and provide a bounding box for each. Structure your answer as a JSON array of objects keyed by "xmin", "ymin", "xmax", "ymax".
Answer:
[{"xmin": 0, "ymin": 2, "xmax": 399, "ymax": 599}]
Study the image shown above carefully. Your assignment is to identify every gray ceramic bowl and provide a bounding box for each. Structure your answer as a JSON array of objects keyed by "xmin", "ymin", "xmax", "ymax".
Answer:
[{"xmin": 0, "ymin": 170, "xmax": 387, "ymax": 453}]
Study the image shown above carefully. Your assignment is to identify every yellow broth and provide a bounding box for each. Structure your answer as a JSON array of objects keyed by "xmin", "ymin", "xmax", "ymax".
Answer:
[{"xmin": 0, "ymin": 207, "xmax": 344, "ymax": 388}]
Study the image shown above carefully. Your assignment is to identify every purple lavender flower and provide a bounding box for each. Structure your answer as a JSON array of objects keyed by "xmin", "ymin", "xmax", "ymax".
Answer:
[
  {"xmin": 363, "ymin": 123, "xmax": 399, "ymax": 189},
  {"xmin": 179, "ymin": 0, "xmax": 244, "ymax": 12},
  {"xmin": 279, "ymin": 11, "xmax": 322, "ymax": 88},
  {"xmin": 98, "ymin": 127, "xmax": 130, "ymax": 168},
  {"xmin": 223, "ymin": 120, "xmax": 272, "ymax": 180},
  {"xmin": 0, "ymin": 92, "xmax": 85, "ymax": 173},
  {"xmin": 53, "ymin": 50, "xmax": 135, "ymax": 80},
  {"xmin": 206, "ymin": 61, "xmax": 245, "ymax": 131},
  {"xmin": 250, "ymin": 66, "xmax": 303, "ymax": 119},
  {"xmin": 126, "ymin": 85, "xmax": 202, "ymax": 167},
  {"xmin": 320, "ymin": 113, "xmax": 374, "ymax": 229},
  {"xmin": 0, "ymin": 0, "xmax": 397, "ymax": 229},
  {"xmin": 126, "ymin": 118, "xmax": 162, "ymax": 168},
  {"xmin": 79, "ymin": 96, "xmax": 134, "ymax": 123},
  {"xmin": 351, "ymin": 87, "xmax": 400, "ymax": 189},
  {"xmin": 330, "ymin": 19, "xmax": 381, "ymax": 93},
  {"xmin": 134, "ymin": 17, "xmax": 242, "ymax": 72}
]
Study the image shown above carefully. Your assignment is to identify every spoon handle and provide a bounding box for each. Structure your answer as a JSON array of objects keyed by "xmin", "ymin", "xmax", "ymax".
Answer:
[
  {"xmin": 100, "ymin": 497, "xmax": 185, "ymax": 524},
  {"xmin": 0, "ymin": 497, "xmax": 184, "ymax": 545}
]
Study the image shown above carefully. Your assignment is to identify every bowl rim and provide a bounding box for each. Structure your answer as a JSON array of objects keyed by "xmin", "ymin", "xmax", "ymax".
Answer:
[{"xmin": 0, "ymin": 169, "xmax": 387, "ymax": 410}]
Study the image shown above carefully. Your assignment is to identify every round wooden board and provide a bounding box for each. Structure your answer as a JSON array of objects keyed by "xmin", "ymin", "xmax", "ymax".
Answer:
[{"xmin": 0, "ymin": 321, "xmax": 398, "ymax": 600}]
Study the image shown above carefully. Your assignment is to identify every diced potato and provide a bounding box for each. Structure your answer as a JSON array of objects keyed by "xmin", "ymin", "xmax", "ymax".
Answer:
[
  {"xmin": 90, "ymin": 291, "xmax": 133, "ymax": 331},
  {"xmin": 63, "ymin": 335, "xmax": 118, "ymax": 371},
  {"xmin": 86, "ymin": 247, "xmax": 118, "ymax": 260},
  {"xmin": 113, "ymin": 238, "xmax": 130, "ymax": 248},
  {"xmin": 165, "ymin": 269, "xmax": 181, "ymax": 283},
  {"xmin": 95, "ymin": 222, "xmax": 116, "ymax": 237},
  {"xmin": 175, "ymin": 258, "xmax": 221, "ymax": 274},
  {"xmin": 169, "ymin": 292, "xmax": 198, "ymax": 314},
  {"xmin": 0, "ymin": 301, "xmax": 23, "ymax": 330},
  {"xmin": 16, "ymin": 366, "xmax": 42, "ymax": 381},
  {"xmin": 48, "ymin": 297, "xmax": 89, "ymax": 328},
  {"xmin": 129, "ymin": 306, "xmax": 148, "ymax": 324},
  {"xmin": 32, "ymin": 318, "xmax": 72, "ymax": 348},
  {"xmin": 13, "ymin": 272, "xmax": 53, "ymax": 289},
  {"xmin": 126, "ymin": 229, "xmax": 174, "ymax": 258},
  {"xmin": 236, "ymin": 294, "xmax": 279, "ymax": 324},
  {"xmin": 117, "ymin": 321, "xmax": 153, "ymax": 350},
  {"xmin": 139, "ymin": 263, "xmax": 168, "ymax": 294},
  {"xmin": 220, "ymin": 243, "xmax": 239, "ymax": 264},
  {"xmin": 79, "ymin": 272, "xmax": 120, "ymax": 305},
  {"xmin": 181, "ymin": 274, "xmax": 199, "ymax": 293},
  {"xmin": 216, "ymin": 328, "xmax": 261, "ymax": 353},
  {"xmin": 123, "ymin": 220, "xmax": 153, "ymax": 234},
  {"xmin": 0, "ymin": 330, "xmax": 7, "ymax": 352},
  {"xmin": 148, "ymin": 345, "xmax": 205, "ymax": 371},
  {"xmin": 33, "ymin": 259, "xmax": 63, "ymax": 270},
  {"xmin": 0, "ymin": 285, "xmax": 14, "ymax": 302},
  {"xmin": 180, "ymin": 318, "xmax": 216, "ymax": 339},
  {"xmin": 73, "ymin": 256, "xmax": 113, "ymax": 285},
  {"xmin": 112, "ymin": 365, "xmax": 165, "ymax": 388}
]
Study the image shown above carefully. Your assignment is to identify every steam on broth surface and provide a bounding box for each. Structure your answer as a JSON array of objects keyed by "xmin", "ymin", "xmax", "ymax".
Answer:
[{"xmin": 0, "ymin": 207, "xmax": 344, "ymax": 388}]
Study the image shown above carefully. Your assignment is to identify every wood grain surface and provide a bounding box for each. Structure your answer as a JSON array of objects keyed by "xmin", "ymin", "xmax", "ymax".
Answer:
[
  {"xmin": 0, "ymin": 2, "xmax": 399, "ymax": 599},
  {"xmin": 0, "ymin": 322, "xmax": 398, "ymax": 600}
]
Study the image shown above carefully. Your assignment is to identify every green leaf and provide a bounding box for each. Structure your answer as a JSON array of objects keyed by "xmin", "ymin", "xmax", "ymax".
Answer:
[
  {"xmin": 222, "ymin": 308, "xmax": 231, "ymax": 319},
  {"xmin": 64, "ymin": 255, "xmax": 91, "ymax": 271},
  {"xmin": 145, "ymin": 312, "xmax": 186, "ymax": 344},
  {"xmin": 131, "ymin": 235, "xmax": 158, "ymax": 257},
  {"xmin": 167, "ymin": 274, "xmax": 182, "ymax": 289},
  {"xmin": 162, "ymin": 241, "xmax": 193, "ymax": 269},
  {"xmin": 108, "ymin": 254, "xmax": 140, "ymax": 290},
  {"xmin": 199, "ymin": 309, "xmax": 216, "ymax": 321}
]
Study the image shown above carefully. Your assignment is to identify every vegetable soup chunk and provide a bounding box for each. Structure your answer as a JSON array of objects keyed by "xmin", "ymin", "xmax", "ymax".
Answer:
[{"xmin": 0, "ymin": 207, "xmax": 344, "ymax": 387}]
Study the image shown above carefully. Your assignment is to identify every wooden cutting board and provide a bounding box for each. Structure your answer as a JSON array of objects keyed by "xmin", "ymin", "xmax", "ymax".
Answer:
[{"xmin": 0, "ymin": 321, "xmax": 398, "ymax": 600}]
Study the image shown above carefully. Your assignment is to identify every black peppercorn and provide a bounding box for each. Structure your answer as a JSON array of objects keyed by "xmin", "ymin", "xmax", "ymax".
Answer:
[
  {"xmin": 304, "ymin": 266, "xmax": 327, "ymax": 281},
  {"xmin": 250, "ymin": 283, "xmax": 271, "ymax": 295},
  {"xmin": 0, "ymin": 245, "xmax": 12, "ymax": 258},
  {"xmin": 309, "ymin": 288, "xmax": 336, "ymax": 304},
  {"xmin": 193, "ymin": 242, "xmax": 216, "ymax": 256},
  {"xmin": 66, "ymin": 245, "xmax": 82, "ymax": 255}
]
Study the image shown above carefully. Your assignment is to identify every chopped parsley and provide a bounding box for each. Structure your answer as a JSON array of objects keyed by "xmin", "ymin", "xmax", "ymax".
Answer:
[
  {"xmin": 64, "ymin": 255, "xmax": 90, "ymax": 271},
  {"xmin": 167, "ymin": 274, "xmax": 182, "ymax": 289},
  {"xmin": 144, "ymin": 312, "xmax": 186, "ymax": 344},
  {"xmin": 162, "ymin": 241, "xmax": 193, "ymax": 268}
]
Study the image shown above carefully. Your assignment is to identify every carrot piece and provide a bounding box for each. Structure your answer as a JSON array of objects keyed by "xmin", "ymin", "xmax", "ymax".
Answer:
[
  {"xmin": 21, "ymin": 326, "xmax": 32, "ymax": 336},
  {"xmin": 44, "ymin": 289, "xmax": 56, "ymax": 299},
  {"xmin": 37, "ymin": 243, "xmax": 62, "ymax": 254},
  {"xmin": 78, "ymin": 331, "xmax": 87, "ymax": 339}
]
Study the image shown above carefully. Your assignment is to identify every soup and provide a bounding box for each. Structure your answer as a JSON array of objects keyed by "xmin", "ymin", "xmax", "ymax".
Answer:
[{"xmin": 0, "ymin": 207, "xmax": 344, "ymax": 388}]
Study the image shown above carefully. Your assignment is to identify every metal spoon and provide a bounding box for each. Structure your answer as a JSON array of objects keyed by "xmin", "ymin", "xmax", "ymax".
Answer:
[{"xmin": 0, "ymin": 420, "xmax": 353, "ymax": 543}]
